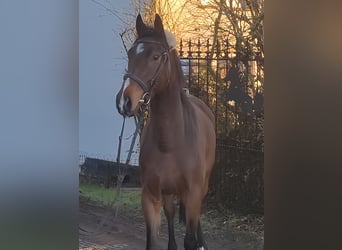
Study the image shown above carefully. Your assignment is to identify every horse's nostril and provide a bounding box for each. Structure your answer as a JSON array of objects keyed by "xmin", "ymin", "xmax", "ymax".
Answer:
[{"xmin": 123, "ymin": 96, "xmax": 132, "ymax": 114}]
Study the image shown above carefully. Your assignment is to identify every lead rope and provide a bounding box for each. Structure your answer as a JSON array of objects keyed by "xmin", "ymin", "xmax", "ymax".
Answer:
[
  {"xmin": 79, "ymin": 110, "xmax": 145, "ymax": 236},
  {"xmin": 113, "ymin": 110, "xmax": 144, "ymax": 217},
  {"xmin": 116, "ymin": 116, "xmax": 126, "ymax": 162}
]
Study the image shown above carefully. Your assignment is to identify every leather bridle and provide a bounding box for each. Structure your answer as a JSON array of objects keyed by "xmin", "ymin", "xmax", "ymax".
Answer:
[{"xmin": 122, "ymin": 39, "xmax": 170, "ymax": 106}]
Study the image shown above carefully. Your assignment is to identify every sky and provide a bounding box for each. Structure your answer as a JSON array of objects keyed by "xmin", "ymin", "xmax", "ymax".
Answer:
[{"xmin": 79, "ymin": 0, "xmax": 139, "ymax": 164}]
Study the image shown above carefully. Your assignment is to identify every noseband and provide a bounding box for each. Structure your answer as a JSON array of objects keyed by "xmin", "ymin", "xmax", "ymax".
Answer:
[{"xmin": 122, "ymin": 39, "xmax": 170, "ymax": 106}]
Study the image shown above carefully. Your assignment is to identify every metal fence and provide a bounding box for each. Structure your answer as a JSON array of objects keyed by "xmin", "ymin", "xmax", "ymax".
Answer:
[
  {"xmin": 79, "ymin": 156, "xmax": 141, "ymax": 188},
  {"xmin": 178, "ymin": 39, "xmax": 264, "ymax": 214}
]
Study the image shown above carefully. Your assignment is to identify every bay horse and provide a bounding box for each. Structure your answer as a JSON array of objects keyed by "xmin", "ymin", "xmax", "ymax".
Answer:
[{"xmin": 116, "ymin": 14, "xmax": 216, "ymax": 250}]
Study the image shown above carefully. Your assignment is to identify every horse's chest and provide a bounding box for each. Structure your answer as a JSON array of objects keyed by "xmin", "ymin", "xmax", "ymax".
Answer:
[
  {"xmin": 141, "ymin": 145, "xmax": 192, "ymax": 169},
  {"xmin": 140, "ymin": 152, "xmax": 188, "ymax": 195}
]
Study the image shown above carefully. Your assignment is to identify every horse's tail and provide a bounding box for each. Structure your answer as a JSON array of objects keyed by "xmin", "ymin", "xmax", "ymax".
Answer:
[{"xmin": 179, "ymin": 200, "xmax": 186, "ymax": 224}]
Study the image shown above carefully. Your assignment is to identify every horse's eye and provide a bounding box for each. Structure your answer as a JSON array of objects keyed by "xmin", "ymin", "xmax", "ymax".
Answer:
[{"xmin": 153, "ymin": 55, "xmax": 160, "ymax": 60}]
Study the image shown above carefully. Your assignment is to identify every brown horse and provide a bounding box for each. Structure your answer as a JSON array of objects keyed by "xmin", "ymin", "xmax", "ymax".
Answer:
[{"xmin": 116, "ymin": 14, "xmax": 216, "ymax": 250}]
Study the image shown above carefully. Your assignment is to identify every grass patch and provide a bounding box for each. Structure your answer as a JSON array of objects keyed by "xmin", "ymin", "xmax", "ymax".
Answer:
[{"xmin": 79, "ymin": 181, "xmax": 141, "ymax": 212}]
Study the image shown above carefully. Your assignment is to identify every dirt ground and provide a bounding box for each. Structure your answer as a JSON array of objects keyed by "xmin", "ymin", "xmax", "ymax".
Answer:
[{"xmin": 79, "ymin": 195, "xmax": 263, "ymax": 250}]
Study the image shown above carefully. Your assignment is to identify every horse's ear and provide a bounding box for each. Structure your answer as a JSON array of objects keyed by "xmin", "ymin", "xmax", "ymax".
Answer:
[
  {"xmin": 136, "ymin": 14, "xmax": 146, "ymax": 37},
  {"xmin": 154, "ymin": 14, "xmax": 165, "ymax": 38}
]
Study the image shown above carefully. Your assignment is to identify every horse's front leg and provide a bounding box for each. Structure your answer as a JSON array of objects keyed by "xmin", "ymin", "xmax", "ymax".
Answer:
[
  {"xmin": 183, "ymin": 188, "xmax": 207, "ymax": 250},
  {"xmin": 163, "ymin": 195, "xmax": 177, "ymax": 250},
  {"xmin": 142, "ymin": 188, "xmax": 162, "ymax": 250},
  {"xmin": 196, "ymin": 221, "xmax": 208, "ymax": 250}
]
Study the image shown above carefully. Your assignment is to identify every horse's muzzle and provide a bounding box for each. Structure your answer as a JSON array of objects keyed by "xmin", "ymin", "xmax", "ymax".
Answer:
[
  {"xmin": 116, "ymin": 92, "xmax": 125, "ymax": 116},
  {"xmin": 122, "ymin": 96, "xmax": 132, "ymax": 116}
]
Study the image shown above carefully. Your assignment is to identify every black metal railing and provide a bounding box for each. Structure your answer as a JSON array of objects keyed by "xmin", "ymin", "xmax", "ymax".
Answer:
[{"xmin": 178, "ymin": 39, "xmax": 264, "ymax": 214}]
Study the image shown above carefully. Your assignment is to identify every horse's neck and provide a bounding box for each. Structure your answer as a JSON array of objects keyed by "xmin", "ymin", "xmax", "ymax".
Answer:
[{"xmin": 150, "ymin": 86, "xmax": 184, "ymax": 151}]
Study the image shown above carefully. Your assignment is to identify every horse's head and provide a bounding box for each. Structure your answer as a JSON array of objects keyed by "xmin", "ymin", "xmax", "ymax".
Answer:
[{"xmin": 116, "ymin": 14, "xmax": 173, "ymax": 117}]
